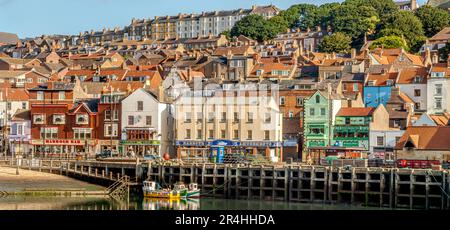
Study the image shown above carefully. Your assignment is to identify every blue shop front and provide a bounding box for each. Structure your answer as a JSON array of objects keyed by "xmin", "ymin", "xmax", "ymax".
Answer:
[{"xmin": 176, "ymin": 140, "xmax": 282, "ymax": 163}]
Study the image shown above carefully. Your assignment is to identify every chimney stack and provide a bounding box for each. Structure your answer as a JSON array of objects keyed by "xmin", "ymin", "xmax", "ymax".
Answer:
[
  {"xmin": 432, "ymin": 53, "xmax": 439, "ymax": 64},
  {"xmin": 351, "ymin": 48, "xmax": 356, "ymax": 59}
]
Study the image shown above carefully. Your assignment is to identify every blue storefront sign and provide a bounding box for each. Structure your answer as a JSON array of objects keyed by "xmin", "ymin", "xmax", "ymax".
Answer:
[{"xmin": 176, "ymin": 140, "xmax": 282, "ymax": 147}]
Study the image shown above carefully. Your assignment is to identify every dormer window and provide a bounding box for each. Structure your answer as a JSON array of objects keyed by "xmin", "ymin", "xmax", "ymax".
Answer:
[
  {"xmin": 33, "ymin": 114, "xmax": 45, "ymax": 124},
  {"xmin": 368, "ymin": 80, "xmax": 375, "ymax": 86},
  {"xmin": 386, "ymin": 80, "xmax": 394, "ymax": 86},
  {"xmin": 256, "ymin": 69, "xmax": 263, "ymax": 76},
  {"xmin": 413, "ymin": 76, "xmax": 422, "ymax": 83},
  {"xmin": 76, "ymin": 114, "xmax": 89, "ymax": 125},
  {"xmin": 53, "ymin": 114, "xmax": 65, "ymax": 125}
]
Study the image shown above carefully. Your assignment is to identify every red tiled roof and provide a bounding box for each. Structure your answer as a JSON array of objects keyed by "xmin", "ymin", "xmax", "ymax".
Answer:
[
  {"xmin": 0, "ymin": 88, "xmax": 29, "ymax": 101},
  {"xmin": 395, "ymin": 126, "xmax": 450, "ymax": 150},
  {"xmin": 336, "ymin": 107, "xmax": 376, "ymax": 117},
  {"xmin": 397, "ymin": 67, "xmax": 428, "ymax": 84}
]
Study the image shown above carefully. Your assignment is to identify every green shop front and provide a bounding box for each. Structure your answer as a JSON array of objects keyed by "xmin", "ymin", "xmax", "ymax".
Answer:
[{"xmin": 120, "ymin": 140, "xmax": 161, "ymax": 156}]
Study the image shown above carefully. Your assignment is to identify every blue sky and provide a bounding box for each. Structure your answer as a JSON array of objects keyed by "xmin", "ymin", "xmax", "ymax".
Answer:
[{"xmin": 0, "ymin": 0, "xmax": 428, "ymax": 38}]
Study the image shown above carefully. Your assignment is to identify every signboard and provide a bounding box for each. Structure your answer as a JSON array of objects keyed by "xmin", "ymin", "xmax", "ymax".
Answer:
[
  {"xmin": 176, "ymin": 140, "xmax": 282, "ymax": 147},
  {"xmin": 120, "ymin": 140, "xmax": 161, "ymax": 146},
  {"xmin": 44, "ymin": 139, "xmax": 84, "ymax": 146}
]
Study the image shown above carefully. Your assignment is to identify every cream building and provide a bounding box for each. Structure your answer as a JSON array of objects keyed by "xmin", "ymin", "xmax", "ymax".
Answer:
[{"xmin": 174, "ymin": 89, "xmax": 283, "ymax": 162}]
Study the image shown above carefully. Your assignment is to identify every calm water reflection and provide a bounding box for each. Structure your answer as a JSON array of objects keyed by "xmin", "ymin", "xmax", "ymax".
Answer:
[{"xmin": 0, "ymin": 196, "xmax": 389, "ymax": 210}]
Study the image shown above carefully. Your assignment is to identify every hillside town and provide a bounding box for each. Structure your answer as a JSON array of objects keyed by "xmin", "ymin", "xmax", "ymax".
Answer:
[{"xmin": 1, "ymin": 0, "xmax": 450, "ymax": 170}]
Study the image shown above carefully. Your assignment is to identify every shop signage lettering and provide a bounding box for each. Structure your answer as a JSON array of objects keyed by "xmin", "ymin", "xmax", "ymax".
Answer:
[
  {"xmin": 44, "ymin": 139, "xmax": 84, "ymax": 146},
  {"xmin": 176, "ymin": 140, "xmax": 281, "ymax": 147},
  {"xmin": 120, "ymin": 140, "xmax": 161, "ymax": 145}
]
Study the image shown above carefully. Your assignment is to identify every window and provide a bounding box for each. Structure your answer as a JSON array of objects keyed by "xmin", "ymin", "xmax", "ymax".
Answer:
[
  {"xmin": 377, "ymin": 136, "xmax": 384, "ymax": 146},
  {"xmin": 40, "ymin": 127, "xmax": 58, "ymax": 139},
  {"xmin": 279, "ymin": 96, "xmax": 285, "ymax": 106},
  {"xmin": 197, "ymin": 129, "xmax": 202, "ymax": 139},
  {"xmin": 233, "ymin": 112, "xmax": 239, "ymax": 123},
  {"xmin": 393, "ymin": 120, "xmax": 401, "ymax": 128},
  {"xmin": 128, "ymin": 116, "xmax": 135, "ymax": 126},
  {"xmin": 310, "ymin": 108, "xmax": 315, "ymax": 116},
  {"xmin": 233, "ymin": 130, "xmax": 239, "ymax": 140},
  {"xmin": 186, "ymin": 129, "xmax": 191, "ymax": 139},
  {"xmin": 208, "ymin": 130, "xmax": 214, "ymax": 139},
  {"xmin": 137, "ymin": 101, "xmax": 144, "ymax": 111},
  {"xmin": 414, "ymin": 89, "xmax": 421, "ymax": 97},
  {"xmin": 310, "ymin": 127, "xmax": 324, "ymax": 135},
  {"xmin": 289, "ymin": 111, "xmax": 294, "ymax": 118},
  {"xmin": 105, "ymin": 124, "xmax": 118, "ymax": 137},
  {"xmin": 247, "ymin": 112, "xmax": 253, "ymax": 123},
  {"xmin": 296, "ymin": 97, "xmax": 303, "ymax": 106},
  {"xmin": 221, "ymin": 130, "xmax": 226, "ymax": 139},
  {"xmin": 185, "ymin": 112, "xmax": 192, "ymax": 123},
  {"xmin": 53, "ymin": 114, "xmax": 65, "ymax": 125},
  {"xmin": 208, "ymin": 112, "xmax": 214, "ymax": 123},
  {"xmin": 247, "ymin": 130, "xmax": 253, "ymax": 140},
  {"xmin": 6, "ymin": 102, "xmax": 11, "ymax": 110},
  {"xmin": 435, "ymin": 84, "xmax": 442, "ymax": 96},
  {"xmin": 395, "ymin": 136, "xmax": 401, "ymax": 144},
  {"xmin": 264, "ymin": 130, "xmax": 270, "ymax": 140},
  {"xmin": 33, "ymin": 114, "xmax": 45, "ymax": 124},
  {"xmin": 76, "ymin": 114, "xmax": 89, "ymax": 125},
  {"xmin": 37, "ymin": 91, "xmax": 44, "ymax": 100},
  {"xmin": 353, "ymin": 83, "xmax": 359, "ymax": 92},
  {"xmin": 74, "ymin": 128, "xmax": 92, "ymax": 139},
  {"xmin": 345, "ymin": 117, "xmax": 351, "ymax": 125},
  {"xmin": 17, "ymin": 124, "xmax": 23, "ymax": 135},
  {"xmin": 146, "ymin": 116, "xmax": 152, "ymax": 126},
  {"xmin": 316, "ymin": 95, "xmax": 320, "ymax": 104},
  {"xmin": 320, "ymin": 108, "xmax": 326, "ymax": 116},
  {"xmin": 435, "ymin": 98, "xmax": 442, "ymax": 109},
  {"xmin": 265, "ymin": 113, "xmax": 271, "ymax": 123},
  {"xmin": 221, "ymin": 112, "xmax": 226, "ymax": 123},
  {"xmin": 414, "ymin": 102, "xmax": 420, "ymax": 110},
  {"xmin": 58, "ymin": 91, "xmax": 65, "ymax": 100},
  {"xmin": 197, "ymin": 112, "xmax": 203, "ymax": 123},
  {"xmin": 414, "ymin": 76, "xmax": 422, "ymax": 83},
  {"xmin": 21, "ymin": 102, "xmax": 26, "ymax": 109}
]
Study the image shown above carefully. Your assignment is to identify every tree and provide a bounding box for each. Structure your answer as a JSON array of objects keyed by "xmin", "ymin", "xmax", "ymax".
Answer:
[
  {"xmin": 370, "ymin": 36, "xmax": 409, "ymax": 50},
  {"xmin": 381, "ymin": 11, "xmax": 426, "ymax": 52},
  {"xmin": 230, "ymin": 14, "xmax": 277, "ymax": 42},
  {"xmin": 344, "ymin": 0, "xmax": 399, "ymax": 16},
  {"xmin": 439, "ymin": 41, "xmax": 450, "ymax": 61},
  {"xmin": 268, "ymin": 15, "xmax": 289, "ymax": 34},
  {"xmin": 329, "ymin": 4, "xmax": 378, "ymax": 46},
  {"xmin": 318, "ymin": 32, "xmax": 352, "ymax": 53},
  {"xmin": 220, "ymin": 30, "xmax": 231, "ymax": 39},
  {"xmin": 415, "ymin": 5, "xmax": 450, "ymax": 38}
]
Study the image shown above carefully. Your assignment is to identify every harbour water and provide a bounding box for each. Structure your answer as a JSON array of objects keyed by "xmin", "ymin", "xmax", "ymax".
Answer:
[{"xmin": 0, "ymin": 196, "xmax": 392, "ymax": 210}]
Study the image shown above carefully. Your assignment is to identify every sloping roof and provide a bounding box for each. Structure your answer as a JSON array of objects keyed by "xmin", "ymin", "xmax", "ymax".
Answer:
[
  {"xmin": 0, "ymin": 70, "xmax": 29, "ymax": 79},
  {"xmin": 0, "ymin": 32, "xmax": 20, "ymax": 45},
  {"xmin": 336, "ymin": 107, "xmax": 375, "ymax": 117},
  {"xmin": 395, "ymin": 126, "xmax": 450, "ymax": 150},
  {"xmin": 212, "ymin": 45, "xmax": 254, "ymax": 56},
  {"xmin": 430, "ymin": 63, "xmax": 450, "ymax": 77},
  {"xmin": 12, "ymin": 109, "xmax": 31, "ymax": 121},
  {"xmin": 0, "ymin": 88, "xmax": 29, "ymax": 101},
  {"xmin": 366, "ymin": 72, "xmax": 398, "ymax": 86},
  {"xmin": 429, "ymin": 27, "xmax": 450, "ymax": 42},
  {"xmin": 430, "ymin": 113, "xmax": 450, "ymax": 126},
  {"xmin": 397, "ymin": 67, "xmax": 428, "ymax": 84}
]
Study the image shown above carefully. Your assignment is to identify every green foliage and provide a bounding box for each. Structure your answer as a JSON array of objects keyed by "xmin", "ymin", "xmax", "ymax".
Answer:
[
  {"xmin": 370, "ymin": 36, "xmax": 409, "ymax": 50},
  {"xmin": 295, "ymin": 3, "xmax": 340, "ymax": 30},
  {"xmin": 268, "ymin": 15, "xmax": 289, "ymax": 34},
  {"xmin": 220, "ymin": 30, "xmax": 231, "ymax": 39},
  {"xmin": 439, "ymin": 41, "xmax": 450, "ymax": 61},
  {"xmin": 343, "ymin": 0, "xmax": 399, "ymax": 16},
  {"xmin": 415, "ymin": 5, "xmax": 450, "ymax": 38},
  {"xmin": 230, "ymin": 14, "xmax": 278, "ymax": 42},
  {"xmin": 318, "ymin": 32, "xmax": 352, "ymax": 53},
  {"xmin": 329, "ymin": 4, "xmax": 378, "ymax": 46},
  {"xmin": 381, "ymin": 11, "xmax": 426, "ymax": 52}
]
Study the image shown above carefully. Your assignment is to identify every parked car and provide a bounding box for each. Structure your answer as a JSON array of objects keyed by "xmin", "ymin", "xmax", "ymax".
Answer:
[{"xmin": 143, "ymin": 154, "xmax": 162, "ymax": 161}]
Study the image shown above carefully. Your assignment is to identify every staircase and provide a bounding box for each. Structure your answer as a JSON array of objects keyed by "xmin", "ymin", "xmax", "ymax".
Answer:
[{"xmin": 106, "ymin": 176, "xmax": 131, "ymax": 201}]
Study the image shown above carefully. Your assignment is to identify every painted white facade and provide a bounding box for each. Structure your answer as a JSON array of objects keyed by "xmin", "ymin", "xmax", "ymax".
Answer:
[
  {"xmin": 398, "ymin": 83, "xmax": 427, "ymax": 111},
  {"xmin": 0, "ymin": 100, "xmax": 29, "ymax": 128},
  {"xmin": 121, "ymin": 88, "xmax": 174, "ymax": 156},
  {"xmin": 9, "ymin": 119, "xmax": 32, "ymax": 155},
  {"xmin": 427, "ymin": 77, "xmax": 450, "ymax": 114},
  {"xmin": 369, "ymin": 129, "xmax": 405, "ymax": 159}
]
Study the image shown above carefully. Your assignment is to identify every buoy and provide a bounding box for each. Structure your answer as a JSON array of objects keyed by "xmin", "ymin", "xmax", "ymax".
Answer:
[{"xmin": 163, "ymin": 153, "xmax": 170, "ymax": 161}]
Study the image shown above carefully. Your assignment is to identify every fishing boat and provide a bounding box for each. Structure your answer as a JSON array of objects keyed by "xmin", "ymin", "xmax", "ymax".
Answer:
[
  {"xmin": 142, "ymin": 181, "xmax": 201, "ymax": 199},
  {"xmin": 173, "ymin": 182, "xmax": 201, "ymax": 199}
]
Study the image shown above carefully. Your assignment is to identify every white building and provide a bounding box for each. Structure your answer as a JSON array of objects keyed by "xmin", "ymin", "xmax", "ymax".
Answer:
[
  {"xmin": 0, "ymin": 88, "xmax": 29, "ymax": 130},
  {"xmin": 427, "ymin": 63, "xmax": 450, "ymax": 114},
  {"xmin": 120, "ymin": 88, "xmax": 174, "ymax": 157},
  {"xmin": 396, "ymin": 67, "xmax": 428, "ymax": 112}
]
